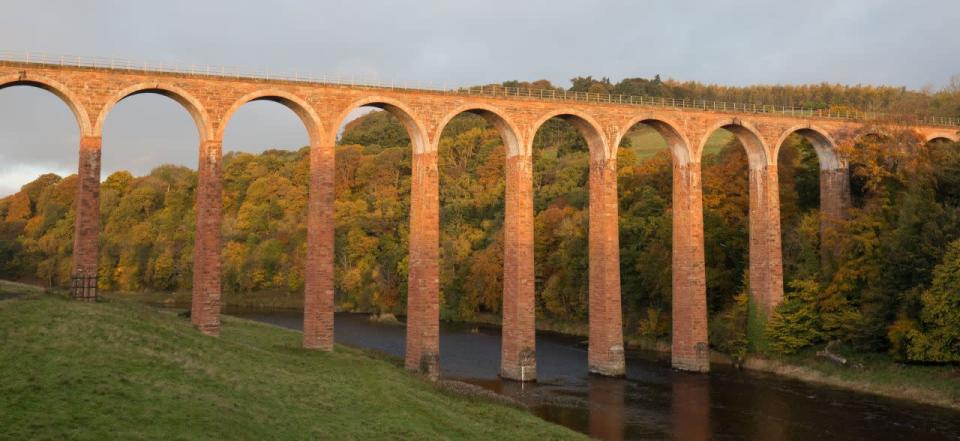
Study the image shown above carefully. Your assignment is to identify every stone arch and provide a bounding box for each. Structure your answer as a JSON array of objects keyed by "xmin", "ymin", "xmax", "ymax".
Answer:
[
  {"xmin": 435, "ymin": 103, "xmax": 523, "ymax": 156},
  {"xmin": 94, "ymin": 82, "xmax": 212, "ymax": 141},
  {"xmin": 0, "ymin": 73, "xmax": 93, "ymax": 136},
  {"xmin": 614, "ymin": 115, "xmax": 692, "ymax": 165},
  {"xmin": 774, "ymin": 125, "xmax": 843, "ymax": 170},
  {"xmin": 849, "ymin": 125, "xmax": 894, "ymax": 145},
  {"xmin": 530, "ymin": 109, "xmax": 609, "ymax": 161},
  {"xmin": 332, "ymin": 96, "xmax": 429, "ymax": 153},
  {"xmin": 925, "ymin": 134, "xmax": 958, "ymax": 145},
  {"xmin": 696, "ymin": 118, "xmax": 768, "ymax": 169},
  {"xmin": 216, "ymin": 89, "xmax": 323, "ymax": 145}
]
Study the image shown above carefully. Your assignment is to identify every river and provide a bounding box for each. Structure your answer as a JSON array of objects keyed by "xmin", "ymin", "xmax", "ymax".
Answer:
[{"xmin": 225, "ymin": 309, "xmax": 960, "ymax": 440}]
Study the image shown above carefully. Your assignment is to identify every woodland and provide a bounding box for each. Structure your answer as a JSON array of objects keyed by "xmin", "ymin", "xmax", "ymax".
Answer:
[{"xmin": 2, "ymin": 76, "xmax": 959, "ymax": 361}]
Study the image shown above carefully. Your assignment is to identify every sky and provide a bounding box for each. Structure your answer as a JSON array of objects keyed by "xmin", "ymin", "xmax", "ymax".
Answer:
[{"xmin": 1, "ymin": 0, "xmax": 959, "ymax": 196}]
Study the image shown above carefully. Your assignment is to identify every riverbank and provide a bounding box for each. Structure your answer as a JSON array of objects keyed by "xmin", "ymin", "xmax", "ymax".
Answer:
[
  {"xmin": 743, "ymin": 350, "xmax": 960, "ymax": 412},
  {"xmin": 0, "ymin": 288, "xmax": 584, "ymax": 440},
  {"xmin": 471, "ymin": 310, "xmax": 959, "ymax": 412},
  {"xmin": 109, "ymin": 288, "xmax": 304, "ymax": 311},
  {"xmin": 16, "ymin": 284, "xmax": 958, "ymax": 415}
]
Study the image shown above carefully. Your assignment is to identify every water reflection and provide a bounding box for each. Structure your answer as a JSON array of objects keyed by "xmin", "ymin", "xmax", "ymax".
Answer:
[
  {"xmin": 221, "ymin": 310, "xmax": 960, "ymax": 441},
  {"xmin": 670, "ymin": 373, "xmax": 710, "ymax": 441},
  {"xmin": 750, "ymin": 379, "xmax": 790, "ymax": 441},
  {"xmin": 590, "ymin": 376, "xmax": 626, "ymax": 441}
]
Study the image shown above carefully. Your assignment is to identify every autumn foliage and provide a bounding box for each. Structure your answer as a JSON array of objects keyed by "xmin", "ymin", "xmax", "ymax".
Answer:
[{"xmin": 3, "ymin": 76, "xmax": 960, "ymax": 362}]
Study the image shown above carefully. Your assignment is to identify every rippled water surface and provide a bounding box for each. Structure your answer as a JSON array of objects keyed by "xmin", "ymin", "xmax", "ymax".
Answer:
[{"xmin": 227, "ymin": 309, "xmax": 960, "ymax": 441}]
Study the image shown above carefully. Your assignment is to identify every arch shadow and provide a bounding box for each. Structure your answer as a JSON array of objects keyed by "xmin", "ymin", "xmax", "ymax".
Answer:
[{"xmin": 926, "ymin": 135, "xmax": 958, "ymax": 145}]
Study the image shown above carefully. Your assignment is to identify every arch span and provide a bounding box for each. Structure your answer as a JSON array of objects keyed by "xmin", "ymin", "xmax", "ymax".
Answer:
[
  {"xmin": 774, "ymin": 125, "xmax": 842, "ymax": 170},
  {"xmin": 926, "ymin": 135, "xmax": 958, "ymax": 145},
  {"xmin": 530, "ymin": 109, "xmax": 608, "ymax": 161},
  {"xmin": 435, "ymin": 104, "xmax": 522, "ymax": 156},
  {"xmin": 94, "ymin": 83, "xmax": 212, "ymax": 141},
  {"xmin": 697, "ymin": 119, "xmax": 768, "ymax": 169},
  {"xmin": 615, "ymin": 116, "xmax": 692, "ymax": 165},
  {"xmin": 0, "ymin": 73, "xmax": 92, "ymax": 136},
  {"xmin": 333, "ymin": 96, "xmax": 428, "ymax": 153},
  {"xmin": 436, "ymin": 103, "xmax": 533, "ymax": 380},
  {"xmin": 216, "ymin": 90, "xmax": 323, "ymax": 144}
]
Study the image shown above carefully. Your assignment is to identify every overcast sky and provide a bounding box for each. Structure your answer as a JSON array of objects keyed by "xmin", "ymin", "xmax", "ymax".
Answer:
[{"xmin": 1, "ymin": 0, "xmax": 959, "ymax": 196}]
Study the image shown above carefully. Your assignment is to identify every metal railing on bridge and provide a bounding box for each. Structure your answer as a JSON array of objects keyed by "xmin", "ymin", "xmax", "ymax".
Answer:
[{"xmin": 2, "ymin": 50, "xmax": 958, "ymax": 128}]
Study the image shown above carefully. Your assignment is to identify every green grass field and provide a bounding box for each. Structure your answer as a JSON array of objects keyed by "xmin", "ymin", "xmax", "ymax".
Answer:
[
  {"xmin": 0, "ymin": 286, "xmax": 584, "ymax": 440},
  {"xmin": 623, "ymin": 125, "xmax": 734, "ymax": 160}
]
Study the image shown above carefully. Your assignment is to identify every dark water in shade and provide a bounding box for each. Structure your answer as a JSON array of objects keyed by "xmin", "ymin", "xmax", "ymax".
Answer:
[{"xmin": 226, "ymin": 309, "xmax": 960, "ymax": 441}]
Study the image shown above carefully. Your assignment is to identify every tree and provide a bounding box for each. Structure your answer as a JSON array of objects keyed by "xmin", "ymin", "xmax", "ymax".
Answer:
[
  {"xmin": 766, "ymin": 279, "xmax": 825, "ymax": 354},
  {"xmin": 896, "ymin": 238, "xmax": 960, "ymax": 362}
]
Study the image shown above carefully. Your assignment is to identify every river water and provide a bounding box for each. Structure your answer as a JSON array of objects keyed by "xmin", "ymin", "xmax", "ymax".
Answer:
[{"xmin": 226, "ymin": 309, "xmax": 960, "ymax": 440}]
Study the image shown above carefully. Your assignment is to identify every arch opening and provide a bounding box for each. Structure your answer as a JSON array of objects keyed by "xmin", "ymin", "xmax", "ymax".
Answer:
[
  {"xmin": 333, "ymin": 99, "xmax": 427, "ymax": 154},
  {"xmin": 617, "ymin": 118, "xmax": 691, "ymax": 166},
  {"xmin": 333, "ymin": 105, "xmax": 414, "ymax": 317},
  {"xmin": 0, "ymin": 83, "xmax": 85, "ymax": 288},
  {"xmin": 699, "ymin": 128, "xmax": 752, "ymax": 317},
  {"xmin": 0, "ymin": 79, "xmax": 89, "ymax": 136},
  {"xmin": 218, "ymin": 95, "xmax": 319, "ymax": 296},
  {"xmin": 433, "ymin": 110, "xmax": 513, "ymax": 320},
  {"xmin": 777, "ymin": 127, "xmax": 841, "ymax": 170},
  {"xmin": 699, "ymin": 122, "xmax": 768, "ymax": 170},
  {"xmin": 436, "ymin": 107, "xmax": 521, "ymax": 157},
  {"xmin": 529, "ymin": 115, "xmax": 594, "ymax": 323},
  {"xmin": 0, "ymin": 84, "xmax": 82, "ymax": 197},
  {"xmin": 531, "ymin": 112, "xmax": 606, "ymax": 162},
  {"xmin": 219, "ymin": 92, "xmax": 321, "ymax": 146},
  {"xmin": 96, "ymin": 92, "xmax": 203, "ymax": 293},
  {"xmin": 433, "ymin": 106, "xmax": 530, "ymax": 378},
  {"xmin": 776, "ymin": 132, "xmax": 824, "ymax": 284},
  {"xmin": 95, "ymin": 85, "xmax": 209, "ymax": 142},
  {"xmin": 614, "ymin": 118, "xmax": 688, "ymax": 338}
]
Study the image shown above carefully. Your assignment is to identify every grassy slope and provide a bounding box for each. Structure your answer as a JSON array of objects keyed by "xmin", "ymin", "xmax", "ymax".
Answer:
[
  {"xmin": 0, "ymin": 289, "xmax": 583, "ymax": 440},
  {"xmin": 625, "ymin": 126, "xmax": 733, "ymax": 160}
]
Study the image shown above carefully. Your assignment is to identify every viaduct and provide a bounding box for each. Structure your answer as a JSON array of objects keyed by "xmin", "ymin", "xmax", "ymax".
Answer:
[{"xmin": 2, "ymin": 54, "xmax": 957, "ymax": 381}]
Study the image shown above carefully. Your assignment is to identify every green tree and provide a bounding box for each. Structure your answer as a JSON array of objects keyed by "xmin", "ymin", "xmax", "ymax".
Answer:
[
  {"xmin": 766, "ymin": 279, "xmax": 826, "ymax": 354},
  {"xmin": 897, "ymin": 238, "xmax": 960, "ymax": 362}
]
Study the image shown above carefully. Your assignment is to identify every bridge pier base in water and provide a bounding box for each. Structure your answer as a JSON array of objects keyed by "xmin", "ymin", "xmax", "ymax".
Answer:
[
  {"xmin": 588, "ymin": 156, "xmax": 625, "ymax": 377},
  {"xmin": 501, "ymin": 153, "xmax": 537, "ymax": 382},
  {"xmin": 671, "ymin": 161, "xmax": 710, "ymax": 372}
]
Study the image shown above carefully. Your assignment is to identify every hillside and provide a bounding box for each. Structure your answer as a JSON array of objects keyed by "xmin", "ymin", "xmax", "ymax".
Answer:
[{"xmin": 0, "ymin": 284, "xmax": 583, "ymax": 440}]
